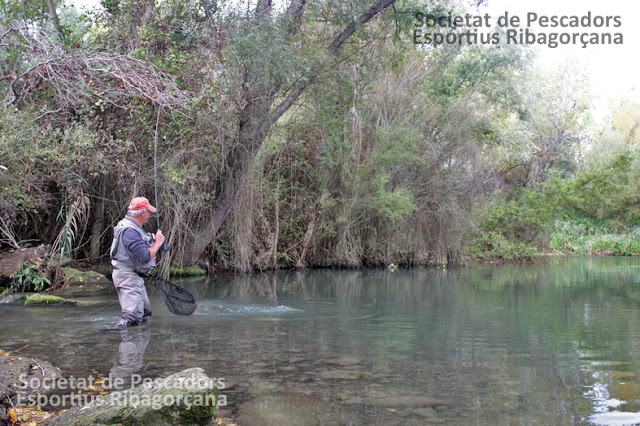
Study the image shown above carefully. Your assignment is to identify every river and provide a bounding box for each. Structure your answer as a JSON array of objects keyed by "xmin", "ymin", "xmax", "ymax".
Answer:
[{"xmin": 2, "ymin": 256, "xmax": 640, "ymax": 424}]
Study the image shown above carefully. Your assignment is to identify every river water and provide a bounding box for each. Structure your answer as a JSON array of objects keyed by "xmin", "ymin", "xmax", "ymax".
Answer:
[{"xmin": 3, "ymin": 256, "xmax": 640, "ymax": 424}]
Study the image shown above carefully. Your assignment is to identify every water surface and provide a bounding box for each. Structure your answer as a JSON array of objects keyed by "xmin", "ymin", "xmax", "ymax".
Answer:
[{"xmin": 3, "ymin": 256, "xmax": 640, "ymax": 424}]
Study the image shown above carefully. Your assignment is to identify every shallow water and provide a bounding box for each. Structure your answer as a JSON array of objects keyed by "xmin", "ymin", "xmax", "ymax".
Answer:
[{"xmin": 3, "ymin": 256, "xmax": 640, "ymax": 424}]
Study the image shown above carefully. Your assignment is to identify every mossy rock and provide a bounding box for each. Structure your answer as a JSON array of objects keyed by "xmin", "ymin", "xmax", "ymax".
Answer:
[
  {"xmin": 25, "ymin": 294, "xmax": 77, "ymax": 306},
  {"xmin": 1, "ymin": 292, "xmax": 86, "ymax": 306},
  {"xmin": 45, "ymin": 368, "xmax": 219, "ymax": 426},
  {"xmin": 58, "ymin": 268, "xmax": 114, "ymax": 297}
]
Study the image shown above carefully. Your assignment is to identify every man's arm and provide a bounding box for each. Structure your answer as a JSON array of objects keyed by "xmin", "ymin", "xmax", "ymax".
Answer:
[{"xmin": 123, "ymin": 228, "xmax": 166, "ymax": 262}]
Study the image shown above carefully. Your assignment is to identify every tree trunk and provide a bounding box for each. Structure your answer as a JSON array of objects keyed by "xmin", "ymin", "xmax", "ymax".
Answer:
[
  {"xmin": 130, "ymin": 0, "xmax": 155, "ymax": 47},
  {"xmin": 186, "ymin": 95, "xmax": 273, "ymax": 262},
  {"xmin": 295, "ymin": 216, "xmax": 315, "ymax": 268},
  {"xmin": 45, "ymin": 0, "xmax": 64, "ymax": 40},
  {"xmin": 141, "ymin": 0, "xmax": 155, "ymax": 28},
  {"xmin": 296, "ymin": 192, "xmax": 325, "ymax": 268}
]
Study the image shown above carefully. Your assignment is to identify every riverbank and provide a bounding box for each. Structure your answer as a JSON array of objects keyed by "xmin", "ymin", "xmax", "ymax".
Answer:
[
  {"xmin": 550, "ymin": 218, "xmax": 640, "ymax": 256},
  {"xmin": 3, "ymin": 218, "xmax": 639, "ymax": 291}
]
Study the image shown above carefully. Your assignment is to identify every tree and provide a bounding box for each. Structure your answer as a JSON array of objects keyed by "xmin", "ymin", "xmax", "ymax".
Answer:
[
  {"xmin": 494, "ymin": 63, "xmax": 592, "ymax": 188},
  {"xmin": 183, "ymin": 0, "xmax": 398, "ymax": 262}
]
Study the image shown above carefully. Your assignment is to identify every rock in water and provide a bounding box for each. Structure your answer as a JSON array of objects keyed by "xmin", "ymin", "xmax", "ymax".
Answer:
[
  {"xmin": 45, "ymin": 368, "xmax": 219, "ymax": 426},
  {"xmin": 58, "ymin": 267, "xmax": 114, "ymax": 296}
]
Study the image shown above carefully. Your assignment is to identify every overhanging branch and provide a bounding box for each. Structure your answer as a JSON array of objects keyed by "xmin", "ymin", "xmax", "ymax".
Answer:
[{"xmin": 271, "ymin": 0, "xmax": 396, "ymax": 123}]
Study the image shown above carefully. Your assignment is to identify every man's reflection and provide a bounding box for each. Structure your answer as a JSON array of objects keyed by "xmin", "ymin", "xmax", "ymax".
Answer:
[{"xmin": 109, "ymin": 326, "xmax": 151, "ymax": 388}]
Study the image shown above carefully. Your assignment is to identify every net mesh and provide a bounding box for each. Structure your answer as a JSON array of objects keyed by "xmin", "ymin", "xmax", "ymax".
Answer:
[{"xmin": 152, "ymin": 276, "xmax": 197, "ymax": 315}]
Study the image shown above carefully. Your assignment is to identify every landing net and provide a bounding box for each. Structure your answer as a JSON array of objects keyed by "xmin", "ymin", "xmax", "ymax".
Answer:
[{"xmin": 152, "ymin": 276, "xmax": 197, "ymax": 316}]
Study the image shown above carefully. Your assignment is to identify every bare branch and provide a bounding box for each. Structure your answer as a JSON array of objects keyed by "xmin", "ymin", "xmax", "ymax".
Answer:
[
  {"xmin": 0, "ymin": 27, "xmax": 16, "ymax": 43},
  {"xmin": 1, "ymin": 22, "xmax": 189, "ymax": 110},
  {"xmin": 0, "ymin": 216, "xmax": 20, "ymax": 249}
]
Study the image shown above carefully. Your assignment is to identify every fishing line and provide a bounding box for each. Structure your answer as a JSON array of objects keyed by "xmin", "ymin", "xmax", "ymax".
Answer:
[
  {"xmin": 84, "ymin": 300, "xmax": 121, "ymax": 317},
  {"xmin": 154, "ymin": 97, "xmax": 163, "ymax": 231}
]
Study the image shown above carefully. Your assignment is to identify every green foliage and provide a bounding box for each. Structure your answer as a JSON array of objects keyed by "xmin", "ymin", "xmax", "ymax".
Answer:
[
  {"xmin": 427, "ymin": 43, "xmax": 530, "ymax": 108},
  {"xmin": 50, "ymin": 194, "xmax": 90, "ymax": 262},
  {"xmin": 468, "ymin": 231, "xmax": 540, "ymax": 261},
  {"xmin": 3, "ymin": 0, "xmax": 623, "ymax": 270},
  {"xmin": 0, "ymin": 103, "xmax": 131, "ymax": 249},
  {"xmin": 554, "ymin": 151, "xmax": 634, "ymax": 221},
  {"xmin": 469, "ymin": 188, "xmax": 553, "ymax": 261},
  {"xmin": 490, "ymin": 64, "xmax": 593, "ymax": 188},
  {"xmin": 551, "ymin": 218, "xmax": 640, "ymax": 256},
  {"xmin": 364, "ymin": 174, "xmax": 416, "ymax": 222},
  {"xmin": 8, "ymin": 264, "xmax": 51, "ymax": 293},
  {"xmin": 0, "ymin": 0, "xmax": 56, "ymax": 28},
  {"xmin": 469, "ymin": 144, "xmax": 640, "ymax": 260}
]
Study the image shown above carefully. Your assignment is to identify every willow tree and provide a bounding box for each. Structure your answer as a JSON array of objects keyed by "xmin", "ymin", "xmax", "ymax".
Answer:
[{"xmin": 183, "ymin": 0, "xmax": 398, "ymax": 262}]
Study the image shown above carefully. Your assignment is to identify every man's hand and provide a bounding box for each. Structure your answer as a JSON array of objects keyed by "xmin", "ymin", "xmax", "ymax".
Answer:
[
  {"xmin": 149, "ymin": 230, "xmax": 166, "ymax": 258},
  {"xmin": 155, "ymin": 229, "xmax": 165, "ymax": 245}
]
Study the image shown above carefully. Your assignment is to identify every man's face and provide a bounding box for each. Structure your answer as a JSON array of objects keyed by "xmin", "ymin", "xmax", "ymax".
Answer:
[{"xmin": 141, "ymin": 209, "xmax": 150, "ymax": 224}]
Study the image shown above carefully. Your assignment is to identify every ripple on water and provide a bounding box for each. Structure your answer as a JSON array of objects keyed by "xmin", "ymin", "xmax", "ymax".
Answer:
[
  {"xmin": 89, "ymin": 316, "xmax": 121, "ymax": 323},
  {"xmin": 194, "ymin": 301, "xmax": 301, "ymax": 317},
  {"xmin": 590, "ymin": 411, "xmax": 640, "ymax": 425}
]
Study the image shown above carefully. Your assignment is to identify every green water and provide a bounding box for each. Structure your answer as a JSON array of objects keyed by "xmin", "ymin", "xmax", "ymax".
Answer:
[{"xmin": 3, "ymin": 256, "xmax": 640, "ymax": 424}]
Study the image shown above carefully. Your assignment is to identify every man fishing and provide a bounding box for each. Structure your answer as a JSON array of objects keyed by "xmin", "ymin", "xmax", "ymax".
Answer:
[{"xmin": 110, "ymin": 197, "xmax": 165, "ymax": 330}]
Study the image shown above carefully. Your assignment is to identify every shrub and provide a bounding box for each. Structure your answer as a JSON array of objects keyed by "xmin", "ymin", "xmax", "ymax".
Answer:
[{"xmin": 6, "ymin": 264, "xmax": 51, "ymax": 293}]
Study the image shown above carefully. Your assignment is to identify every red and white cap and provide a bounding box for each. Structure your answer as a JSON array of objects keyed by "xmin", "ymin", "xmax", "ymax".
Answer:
[{"xmin": 128, "ymin": 196, "xmax": 157, "ymax": 213}]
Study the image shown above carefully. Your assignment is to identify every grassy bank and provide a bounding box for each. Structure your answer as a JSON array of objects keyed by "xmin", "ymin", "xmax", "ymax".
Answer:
[{"xmin": 550, "ymin": 219, "xmax": 640, "ymax": 256}]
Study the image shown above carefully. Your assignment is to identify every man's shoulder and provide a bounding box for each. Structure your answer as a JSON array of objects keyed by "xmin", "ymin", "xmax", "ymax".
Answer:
[
  {"xmin": 122, "ymin": 227, "xmax": 144, "ymax": 243},
  {"xmin": 116, "ymin": 218, "xmax": 144, "ymax": 233}
]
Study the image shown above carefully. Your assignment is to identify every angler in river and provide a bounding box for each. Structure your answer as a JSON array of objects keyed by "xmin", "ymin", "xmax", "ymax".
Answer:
[{"xmin": 109, "ymin": 197, "xmax": 165, "ymax": 330}]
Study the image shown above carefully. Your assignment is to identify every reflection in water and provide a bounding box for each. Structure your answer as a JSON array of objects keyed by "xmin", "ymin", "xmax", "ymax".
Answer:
[
  {"xmin": 109, "ymin": 326, "xmax": 151, "ymax": 387},
  {"xmin": 3, "ymin": 257, "xmax": 640, "ymax": 423}
]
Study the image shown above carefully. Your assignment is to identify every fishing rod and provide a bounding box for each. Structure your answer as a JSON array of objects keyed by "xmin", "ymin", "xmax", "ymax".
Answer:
[
  {"xmin": 153, "ymin": 97, "xmax": 169, "ymax": 252},
  {"xmin": 151, "ymin": 96, "xmax": 196, "ymax": 316}
]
